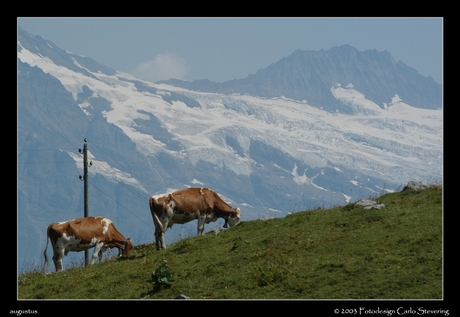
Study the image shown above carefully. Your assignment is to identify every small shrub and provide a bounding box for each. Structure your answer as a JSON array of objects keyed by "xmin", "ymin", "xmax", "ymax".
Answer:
[{"xmin": 151, "ymin": 260, "xmax": 175, "ymax": 292}]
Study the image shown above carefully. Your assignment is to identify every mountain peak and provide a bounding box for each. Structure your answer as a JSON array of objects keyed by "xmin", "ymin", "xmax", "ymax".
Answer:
[{"xmin": 158, "ymin": 45, "xmax": 441, "ymax": 112}]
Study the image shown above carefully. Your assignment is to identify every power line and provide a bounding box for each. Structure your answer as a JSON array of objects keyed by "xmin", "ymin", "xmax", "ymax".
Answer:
[
  {"xmin": 18, "ymin": 139, "xmax": 157, "ymax": 231},
  {"xmin": 17, "ymin": 148, "xmax": 77, "ymax": 152},
  {"xmin": 88, "ymin": 181, "xmax": 154, "ymax": 230},
  {"xmin": 17, "ymin": 175, "xmax": 78, "ymax": 179},
  {"xmin": 18, "ymin": 161, "xmax": 76, "ymax": 164},
  {"xmin": 86, "ymin": 140, "xmax": 153, "ymax": 200}
]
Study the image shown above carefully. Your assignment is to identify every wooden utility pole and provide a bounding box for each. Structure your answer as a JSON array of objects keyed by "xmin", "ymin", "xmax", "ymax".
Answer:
[
  {"xmin": 83, "ymin": 139, "xmax": 89, "ymax": 219},
  {"xmin": 80, "ymin": 138, "xmax": 90, "ymax": 266}
]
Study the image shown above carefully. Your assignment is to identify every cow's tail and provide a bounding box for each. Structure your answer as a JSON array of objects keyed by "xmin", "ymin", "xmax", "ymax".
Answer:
[{"xmin": 43, "ymin": 226, "xmax": 51, "ymax": 269}]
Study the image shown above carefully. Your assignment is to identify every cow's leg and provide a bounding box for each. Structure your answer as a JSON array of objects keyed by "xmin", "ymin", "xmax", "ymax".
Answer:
[
  {"xmin": 53, "ymin": 247, "xmax": 65, "ymax": 272},
  {"xmin": 152, "ymin": 214, "xmax": 170, "ymax": 251},
  {"xmin": 197, "ymin": 215, "xmax": 206, "ymax": 236},
  {"xmin": 158, "ymin": 227, "xmax": 167, "ymax": 250},
  {"xmin": 160, "ymin": 231, "xmax": 166, "ymax": 250},
  {"xmin": 161, "ymin": 220, "xmax": 170, "ymax": 249},
  {"xmin": 91, "ymin": 243, "xmax": 104, "ymax": 265},
  {"xmin": 155, "ymin": 220, "xmax": 169, "ymax": 250},
  {"xmin": 98, "ymin": 246, "xmax": 107, "ymax": 263},
  {"xmin": 155, "ymin": 230, "xmax": 166, "ymax": 250},
  {"xmin": 154, "ymin": 227, "xmax": 162, "ymax": 250}
]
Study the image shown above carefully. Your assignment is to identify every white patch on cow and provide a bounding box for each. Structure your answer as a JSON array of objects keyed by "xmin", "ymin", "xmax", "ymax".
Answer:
[
  {"xmin": 164, "ymin": 200, "xmax": 175, "ymax": 222},
  {"xmin": 58, "ymin": 219, "xmax": 75, "ymax": 225},
  {"xmin": 199, "ymin": 188, "xmax": 204, "ymax": 195},
  {"xmin": 151, "ymin": 193, "xmax": 167, "ymax": 200},
  {"xmin": 56, "ymin": 233, "xmax": 98, "ymax": 254},
  {"xmin": 207, "ymin": 213, "xmax": 217, "ymax": 222},
  {"xmin": 56, "ymin": 233, "xmax": 82, "ymax": 251},
  {"xmin": 151, "ymin": 189, "xmax": 178, "ymax": 201},
  {"xmin": 167, "ymin": 200, "xmax": 176, "ymax": 210},
  {"xmin": 100, "ymin": 217, "xmax": 112, "ymax": 235}
]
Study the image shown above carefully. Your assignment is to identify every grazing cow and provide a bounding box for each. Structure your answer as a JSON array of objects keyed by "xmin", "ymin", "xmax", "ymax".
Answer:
[
  {"xmin": 43, "ymin": 216, "xmax": 133, "ymax": 272},
  {"xmin": 149, "ymin": 188, "xmax": 241, "ymax": 250}
]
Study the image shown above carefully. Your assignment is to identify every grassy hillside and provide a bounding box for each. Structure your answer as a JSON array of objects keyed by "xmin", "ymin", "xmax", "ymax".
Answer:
[{"xmin": 17, "ymin": 185, "xmax": 442, "ymax": 300}]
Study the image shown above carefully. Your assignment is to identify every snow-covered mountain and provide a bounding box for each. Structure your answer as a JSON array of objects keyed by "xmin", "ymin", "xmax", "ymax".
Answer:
[{"xmin": 17, "ymin": 27, "xmax": 442, "ymax": 274}]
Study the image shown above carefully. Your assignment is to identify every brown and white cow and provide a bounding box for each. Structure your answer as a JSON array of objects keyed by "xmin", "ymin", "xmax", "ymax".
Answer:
[
  {"xmin": 149, "ymin": 187, "xmax": 241, "ymax": 250},
  {"xmin": 43, "ymin": 216, "xmax": 133, "ymax": 272}
]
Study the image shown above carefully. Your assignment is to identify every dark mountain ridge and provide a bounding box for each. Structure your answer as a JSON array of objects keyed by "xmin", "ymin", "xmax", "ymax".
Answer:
[{"xmin": 159, "ymin": 45, "xmax": 441, "ymax": 113}]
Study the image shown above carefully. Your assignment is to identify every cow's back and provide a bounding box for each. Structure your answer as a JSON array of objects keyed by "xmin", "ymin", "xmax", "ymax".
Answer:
[
  {"xmin": 168, "ymin": 188, "xmax": 210, "ymax": 215},
  {"xmin": 60, "ymin": 217, "xmax": 107, "ymax": 244}
]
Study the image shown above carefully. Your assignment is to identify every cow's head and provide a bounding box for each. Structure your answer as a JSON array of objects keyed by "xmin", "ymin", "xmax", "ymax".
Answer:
[
  {"xmin": 224, "ymin": 207, "xmax": 241, "ymax": 228},
  {"xmin": 122, "ymin": 238, "xmax": 133, "ymax": 256}
]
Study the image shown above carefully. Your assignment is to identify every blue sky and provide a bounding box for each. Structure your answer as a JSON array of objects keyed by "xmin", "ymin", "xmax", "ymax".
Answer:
[{"xmin": 17, "ymin": 17, "xmax": 443, "ymax": 84}]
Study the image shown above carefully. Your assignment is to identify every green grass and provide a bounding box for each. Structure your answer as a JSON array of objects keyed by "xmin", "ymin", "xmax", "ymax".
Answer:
[{"xmin": 17, "ymin": 185, "xmax": 442, "ymax": 299}]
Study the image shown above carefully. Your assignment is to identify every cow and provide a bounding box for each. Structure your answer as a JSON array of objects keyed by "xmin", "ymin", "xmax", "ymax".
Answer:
[
  {"xmin": 149, "ymin": 187, "xmax": 241, "ymax": 250},
  {"xmin": 43, "ymin": 216, "xmax": 133, "ymax": 272}
]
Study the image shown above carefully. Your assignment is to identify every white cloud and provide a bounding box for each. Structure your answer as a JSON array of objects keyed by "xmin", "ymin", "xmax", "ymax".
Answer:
[{"xmin": 130, "ymin": 52, "xmax": 189, "ymax": 82}]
